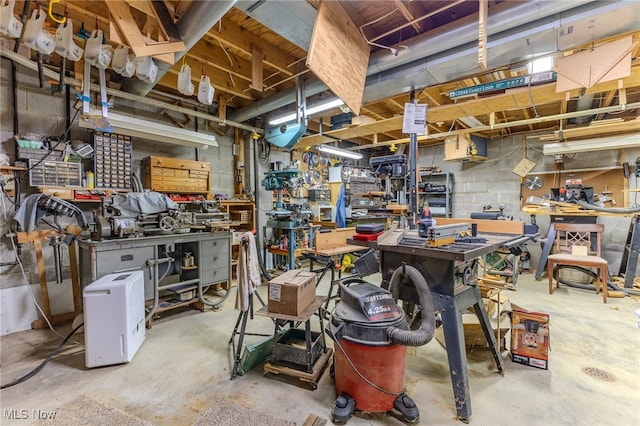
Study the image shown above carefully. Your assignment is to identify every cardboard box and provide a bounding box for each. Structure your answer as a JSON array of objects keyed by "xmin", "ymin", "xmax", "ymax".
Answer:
[
  {"xmin": 434, "ymin": 295, "xmax": 510, "ymax": 351},
  {"xmin": 511, "ymin": 305, "xmax": 550, "ymax": 369},
  {"xmin": 268, "ymin": 270, "xmax": 316, "ymax": 316}
]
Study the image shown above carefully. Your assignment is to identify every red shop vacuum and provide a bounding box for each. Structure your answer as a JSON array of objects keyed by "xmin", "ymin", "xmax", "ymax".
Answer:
[{"xmin": 327, "ymin": 265, "xmax": 436, "ymax": 423}]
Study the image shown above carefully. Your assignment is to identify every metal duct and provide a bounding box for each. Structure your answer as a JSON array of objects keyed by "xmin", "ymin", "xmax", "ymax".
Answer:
[
  {"xmin": 129, "ymin": 1, "xmax": 238, "ymax": 97},
  {"xmin": 230, "ymin": 0, "xmax": 639, "ymax": 123},
  {"xmin": 571, "ymin": 94, "xmax": 597, "ymax": 124}
]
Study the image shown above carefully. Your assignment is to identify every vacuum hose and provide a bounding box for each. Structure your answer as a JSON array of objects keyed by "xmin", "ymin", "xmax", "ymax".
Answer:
[
  {"xmin": 387, "ymin": 265, "xmax": 436, "ymax": 347},
  {"xmin": 577, "ymin": 200, "xmax": 640, "ymax": 214}
]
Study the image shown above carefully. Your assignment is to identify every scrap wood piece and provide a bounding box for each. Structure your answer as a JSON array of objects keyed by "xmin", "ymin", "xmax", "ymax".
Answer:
[
  {"xmin": 162, "ymin": 101, "xmax": 192, "ymax": 128},
  {"xmin": 106, "ymin": 1, "xmax": 186, "ymax": 60},
  {"xmin": 303, "ymin": 414, "xmax": 328, "ymax": 426},
  {"xmin": 479, "ymin": 276, "xmax": 516, "ymax": 290}
]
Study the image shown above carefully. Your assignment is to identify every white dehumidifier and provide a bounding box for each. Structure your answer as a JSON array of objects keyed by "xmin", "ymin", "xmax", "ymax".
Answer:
[{"xmin": 83, "ymin": 270, "xmax": 146, "ymax": 368}]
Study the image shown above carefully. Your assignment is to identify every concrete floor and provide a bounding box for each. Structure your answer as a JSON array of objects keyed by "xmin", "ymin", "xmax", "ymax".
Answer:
[{"xmin": 1, "ymin": 269, "xmax": 639, "ymax": 425}]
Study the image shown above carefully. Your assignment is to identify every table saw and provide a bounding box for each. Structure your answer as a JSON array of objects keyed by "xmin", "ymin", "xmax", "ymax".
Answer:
[{"xmin": 348, "ymin": 227, "xmax": 530, "ymax": 422}]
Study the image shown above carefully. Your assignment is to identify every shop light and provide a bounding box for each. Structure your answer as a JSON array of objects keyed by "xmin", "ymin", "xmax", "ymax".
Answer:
[
  {"xmin": 79, "ymin": 112, "xmax": 218, "ymax": 149},
  {"xmin": 317, "ymin": 144, "xmax": 363, "ymax": 160},
  {"xmin": 542, "ymin": 134, "xmax": 639, "ymax": 155},
  {"xmin": 268, "ymin": 98, "xmax": 345, "ymax": 125},
  {"xmin": 458, "ymin": 116, "xmax": 484, "ymax": 128}
]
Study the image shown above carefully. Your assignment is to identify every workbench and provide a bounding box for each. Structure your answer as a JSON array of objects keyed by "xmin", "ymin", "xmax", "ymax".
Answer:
[
  {"xmin": 77, "ymin": 231, "xmax": 231, "ymax": 324},
  {"xmin": 348, "ymin": 229, "xmax": 527, "ymax": 423}
]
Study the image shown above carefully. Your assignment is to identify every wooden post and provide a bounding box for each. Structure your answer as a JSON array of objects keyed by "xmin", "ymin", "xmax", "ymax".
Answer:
[
  {"xmin": 16, "ymin": 230, "xmax": 83, "ymax": 329},
  {"xmin": 234, "ymin": 127, "xmax": 245, "ymax": 197}
]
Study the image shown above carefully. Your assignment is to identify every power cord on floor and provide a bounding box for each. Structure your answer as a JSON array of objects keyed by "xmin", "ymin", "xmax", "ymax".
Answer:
[
  {"xmin": 0, "ymin": 322, "xmax": 84, "ymax": 389},
  {"xmin": 0, "ymin": 190, "xmax": 64, "ymax": 338}
]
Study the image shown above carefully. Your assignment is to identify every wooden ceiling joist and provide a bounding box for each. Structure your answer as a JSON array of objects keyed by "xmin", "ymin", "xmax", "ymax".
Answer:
[
  {"xmin": 208, "ymin": 17, "xmax": 297, "ymax": 77},
  {"xmin": 106, "ymin": 1, "xmax": 186, "ymax": 60}
]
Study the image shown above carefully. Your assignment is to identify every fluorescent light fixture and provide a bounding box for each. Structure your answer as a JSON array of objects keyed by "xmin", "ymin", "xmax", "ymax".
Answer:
[
  {"xmin": 542, "ymin": 134, "xmax": 639, "ymax": 155},
  {"xmin": 79, "ymin": 112, "xmax": 218, "ymax": 149},
  {"xmin": 459, "ymin": 116, "xmax": 484, "ymax": 128},
  {"xmin": 269, "ymin": 98, "xmax": 345, "ymax": 125},
  {"xmin": 528, "ymin": 56, "xmax": 554, "ymax": 74},
  {"xmin": 317, "ymin": 144, "xmax": 363, "ymax": 160}
]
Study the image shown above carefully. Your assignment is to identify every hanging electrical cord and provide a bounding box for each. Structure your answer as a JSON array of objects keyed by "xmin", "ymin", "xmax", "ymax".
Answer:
[
  {"xmin": 0, "ymin": 191, "xmax": 64, "ymax": 338},
  {"xmin": 358, "ymin": 6, "xmax": 407, "ymax": 56},
  {"xmin": 0, "ymin": 322, "xmax": 83, "ymax": 389},
  {"xmin": 26, "ymin": 108, "xmax": 81, "ymax": 172}
]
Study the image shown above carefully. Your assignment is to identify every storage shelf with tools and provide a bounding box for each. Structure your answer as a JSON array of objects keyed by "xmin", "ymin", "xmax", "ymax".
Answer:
[{"xmin": 419, "ymin": 171, "xmax": 453, "ymax": 217}]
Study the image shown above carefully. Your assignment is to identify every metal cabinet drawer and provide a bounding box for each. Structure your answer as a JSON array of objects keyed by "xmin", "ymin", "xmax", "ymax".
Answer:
[
  {"xmin": 200, "ymin": 238, "xmax": 229, "ymax": 258},
  {"xmin": 201, "ymin": 267, "xmax": 229, "ymax": 285}
]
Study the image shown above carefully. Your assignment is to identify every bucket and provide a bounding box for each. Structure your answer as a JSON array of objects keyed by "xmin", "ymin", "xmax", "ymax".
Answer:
[
  {"xmin": 135, "ymin": 56, "xmax": 158, "ymax": 83},
  {"xmin": 177, "ymin": 64, "xmax": 195, "ymax": 96},
  {"xmin": 22, "ymin": 9, "xmax": 56, "ymax": 54},
  {"xmin": 84, "ymin": 29, "xmax": 113, "ymax": 69},
  {"xmin": 333, "ymin": 339, "xmax": 406, "ymax": 412},
  {"xmin": 112, "ymin": 46, "xmax": 135, "ymax": 77},
  {"xmin": 0, "ymin": 0, "xmax": 23, "ymax": 38},
  {"xmin": 54, "ymin": 19, "xmax": 83, "ymax": 61},
  {"xmin": 197, "ymin": 75, "xmax": 214, "ymax": 105}
]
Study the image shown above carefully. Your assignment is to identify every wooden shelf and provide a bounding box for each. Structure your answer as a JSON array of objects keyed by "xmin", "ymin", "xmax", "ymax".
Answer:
[
  {"xmin": 268, "ymin": 247, "xmax": 305, "ymax": 257},
  {"xmin": 0, "ymin": 165, "xmax": 28, "ymax": 171}
]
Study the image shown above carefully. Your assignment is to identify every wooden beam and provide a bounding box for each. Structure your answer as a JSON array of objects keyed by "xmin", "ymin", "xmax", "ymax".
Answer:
[
  {"xmin": 218, "ymin": 96, "xmax": 228, "ymax": 122},
  {"xmin": 106, "ymin": 1, "xmax": 185, "ymax": 58},
  {"xmin": 299, "ymin": 64, "xmax": 640, "ymax": 147},
  {"xmin": 208, "ymin": 17, "xmax": 297, "ymax": 77},
  {"xmin": 234, "ymin": 127, "xmax": 245, "ymax": 197},
  {"xmin": 251, "ymin": 44, "xmax": 264, "ymax": 92},
  {"xmin": 186, "ymin": 40, "xmax": 253, "ymax": 84},
  {"xmin": 299, "ymin": 116, "xmax": 404, "ymax": 148},
  {"xmin": 478, "ymin": 0, "xmax": 488, "ymax": 70},
  {"xmin": 394, "ymin": 0, "xmax": 422, "ymax": 33}
]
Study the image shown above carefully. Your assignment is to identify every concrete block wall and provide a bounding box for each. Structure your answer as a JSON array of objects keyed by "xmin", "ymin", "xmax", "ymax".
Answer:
[
  {"xmin": 419, "ymin": 134, "xmax": 640, "ymax": 275},
  {"xmin": 0, "ymin": 60, "xmax": 235, "ymax": 334}
]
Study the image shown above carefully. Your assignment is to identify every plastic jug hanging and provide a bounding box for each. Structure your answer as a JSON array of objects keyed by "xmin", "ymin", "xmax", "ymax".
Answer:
[
  {"xmin": 84, "ymin": 29, "xmax": 113, "ymax": 69},
  {"xmin": 111, "ymin": 46, "xmax": 135, "ymax": 77},
  {"xmin": 22, "ymin": 8, "xmax": 56, "ymax": 54},
  {"xmin": 54, "ymin": 18, "xmax": 83, "ymax": 61},
  {"xmin": 197, "ymin": 75, "xmax": 214, "ymax": 105},
  {"xmin": 135, "ymin": 56, "xmax": 158, "ymax": 83},
  {"xmin": 0, "ymin": 0, "xmax": 23, "ymax": 38},
  {"xmin": 177, "ymin": 64, "xmax": 195, "ymax": 96}
]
